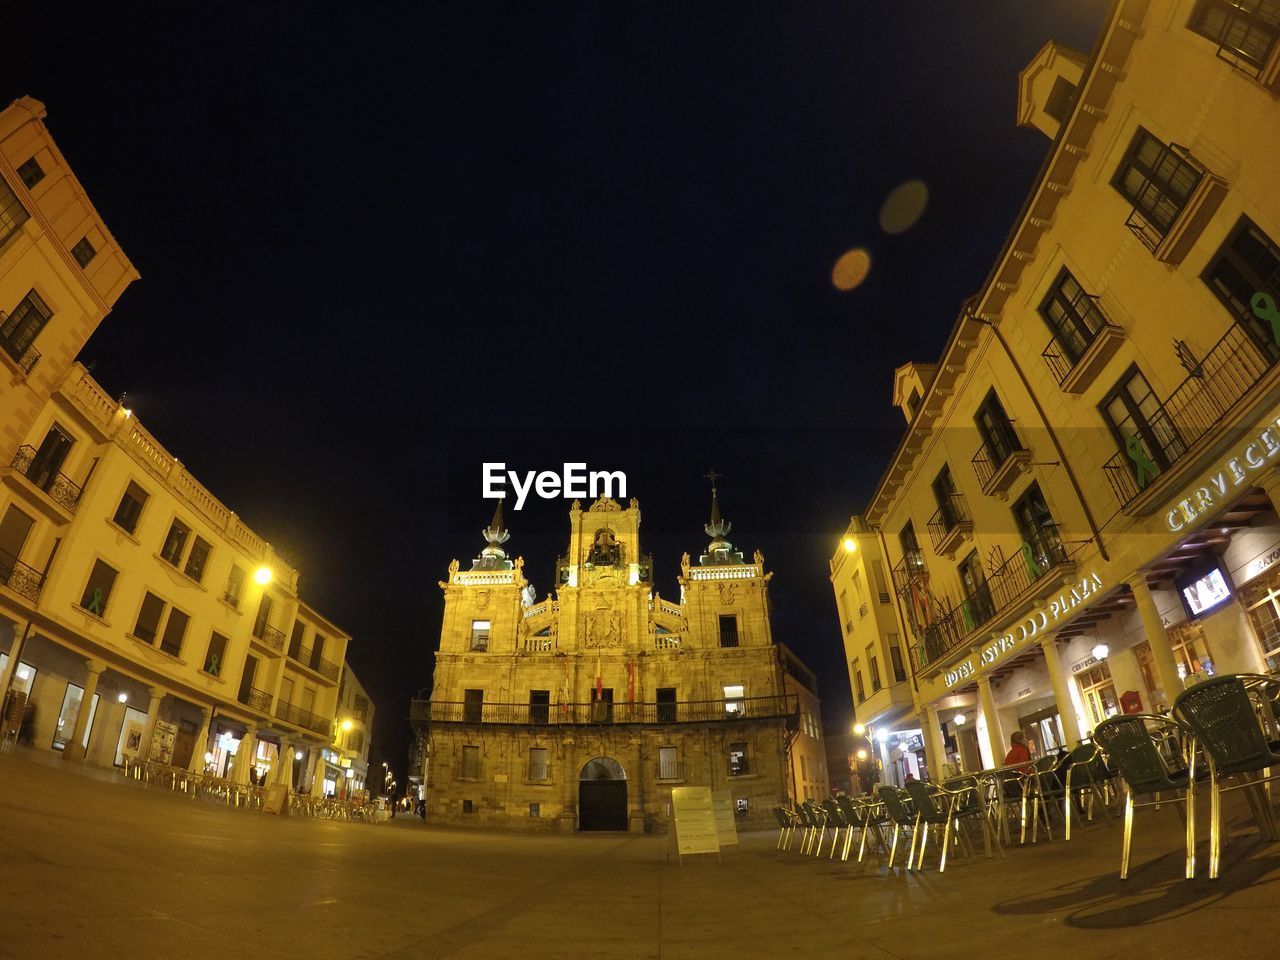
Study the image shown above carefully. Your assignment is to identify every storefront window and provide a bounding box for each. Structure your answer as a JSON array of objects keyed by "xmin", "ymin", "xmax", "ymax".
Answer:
[
  {"xmin": 1244, "ymin": 578, "xmax": 1280, "ymax": 673},
  {"xmin": 53, "ymin": 682, "xmax": 85, "ymax": 750},
  {"xmin": 1135, "ymin": 622, "xmax": 1212, "ymax": 710}
]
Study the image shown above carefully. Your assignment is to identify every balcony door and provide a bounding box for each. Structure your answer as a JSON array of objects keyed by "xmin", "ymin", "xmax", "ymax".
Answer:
[
  {"xmin": 1012, "ymin": 483, "xmax": 1063, "ymax": 572},
  {"xmin": 931, "ymin": 466, "xmax": 961, "ymax": 529},
  {"xmin": 238, "ymin": 655, "xmax": 258, "ymax": 704},
  {"xmin": 656, "ymin": 687, "xmax": 677, "ymax": 722},
  {"xmin": 975, "ymin": 391, "xmax": 1018, "ymax": 466},
  {"xmin": 27, "ymin": 425, "xmax": 74, "ymax": 492},
  {"xmin": 0, "ymin": 505, "xmax": 35, "ymax": 580},
  {"xmin": 1101, "ymin": 366, "xmax": 1183, "ymax": 484},
  {"xmin": 957, "ymin": 551, "xmax": 992, "ymax": 627}
]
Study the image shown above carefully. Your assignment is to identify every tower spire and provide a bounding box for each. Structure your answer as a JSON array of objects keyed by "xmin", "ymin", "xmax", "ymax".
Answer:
[
  {"xmin": 475, "ymin": 499, "xmax": 512, "ymax": 569},
  {"xmin": 701, "ymin": 470, "xmax": 740, "ymax": 564}
]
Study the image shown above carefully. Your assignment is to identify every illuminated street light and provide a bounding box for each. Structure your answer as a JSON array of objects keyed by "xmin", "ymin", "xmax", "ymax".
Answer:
[
  {"xmin": 253, "ymin": 566, "xmax": 272, "ymax": 586},
  {"xmin": 842, "ymin": 537, "xmax": 857, "ymax": 553},
  {"xmin": 852, "ymin": 722, "xmax": 866, "ymax": 736},
  {"xmin": 953, "ymin": 713, "xmax": 966, "ymax": 725},
  {"xmin": 117, "ymin": 692, "xmax": 128, "ymax": 703},
  {"xmin": 876, "ymin": 728, "xmax": 890, "ymax": 743},
  {"xmin": 855, "ymin": 748, "xmax": 868, "ymax": 761},
  {"xmin": 1092, "ymin": 643, "xmax": 1110, "ymax": 661},
  {"xmin": 341, "ymin": 719, "xmax": 353, "ymax": 732},
  {"xmin": 295, "ymin": 749, "xmax": 304, "ymax": 760}
]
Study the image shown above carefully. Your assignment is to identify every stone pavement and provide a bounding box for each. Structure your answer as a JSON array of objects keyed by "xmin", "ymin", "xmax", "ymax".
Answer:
[{"xmin": 2, "ymin": 748, "xmax": 1280, "ymax": 959}]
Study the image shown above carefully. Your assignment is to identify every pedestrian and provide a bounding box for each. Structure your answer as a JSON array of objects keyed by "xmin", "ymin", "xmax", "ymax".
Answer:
[
  {"xmin": 1004, "ymin": 731, "xmax": 1032, "ymax": 770},
  {"xmin": 18, "ymin": 700, "xmax": 37, "ymax": 746}
]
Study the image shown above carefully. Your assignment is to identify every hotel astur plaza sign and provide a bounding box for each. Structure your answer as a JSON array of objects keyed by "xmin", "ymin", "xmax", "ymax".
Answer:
[
  {"xmin": 1166, "ymin": 414, "xmax": 1280, "ymax": 533},
  {"xmin": 943, "ymin": 572, "xmax": 1104, "ymax": 689}
]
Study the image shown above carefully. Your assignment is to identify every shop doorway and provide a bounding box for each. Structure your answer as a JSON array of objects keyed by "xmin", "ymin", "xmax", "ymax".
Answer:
[
  {"xmin": 578, "ymin": 756, "xmax": 627, "ymax": 831},
  {"xmin": 1018, "ymin": 704, "xmax": 1065, "ymax": 758},
  {"xmin": 114, "ymin": 706, "xmax": 150, "ymax": 765},
  {"xmin": 1077, "ymin": 662, "xmax": 1120, "ymax": 729}
]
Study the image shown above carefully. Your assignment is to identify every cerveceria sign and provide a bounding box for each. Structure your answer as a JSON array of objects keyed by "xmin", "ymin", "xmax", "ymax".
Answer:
[
  {"xmin": 1166, "ymin": 414, "xmax": 1280, "ymax": 533},
  {"xmin": 943, "ymin": 572, "xmax": 1104, "ymax": 689}
]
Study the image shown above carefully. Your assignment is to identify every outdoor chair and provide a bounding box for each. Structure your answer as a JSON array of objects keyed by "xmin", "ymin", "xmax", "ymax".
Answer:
[
  {"xmin": 876, "ymin": 785, "xmax": 918, "ymax": 869},
  {"xmin": 773, "ymin": 806, "xmax": 797, "ymax": 851},
  {"xmin": 805, "ymin": 799, "xmax": 830, "ymax": 857},
  {"xmin": 1172, "ymin": 674, "xmax": 1280, "ymax": 879},
  {"xmin": 1093, "ymin": 713, "xmax": 1199, "ymax": 879},
  {"xmin": 977, "ymin": 767, "xmax": 1026, "ymax": 845},
  {"xmin": 903, "ymin": 777, "xmax": 998, "ymax": 871},
  {"xmin": 797, "ymin": 800, "xmax": 825, "ymax": 855},
  {"xmin": 835, "ymin": 794, "xmax": 881, "ymax": 863},
  {"xmin": 1063, "ymin": 740, "xmax": 1117, "ymax": 840},
  {"xmin": 821, "ymin": 797, "xmax": 848, "ymax": 859},
  {"xmin": 1021, "ymin": 754, "xmax": 1068, "ymax": 843}
]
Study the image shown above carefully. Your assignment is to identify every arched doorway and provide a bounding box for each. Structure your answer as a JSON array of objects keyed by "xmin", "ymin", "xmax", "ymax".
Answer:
[{"xmin": 578, "ymin": 756, "xmax": 627, "ymax": 831}]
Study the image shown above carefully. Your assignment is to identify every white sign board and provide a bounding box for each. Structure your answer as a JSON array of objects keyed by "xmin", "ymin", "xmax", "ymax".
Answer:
[{"xmin": 669, "ymin": 786, "xmax": 720, "ymax": 864}]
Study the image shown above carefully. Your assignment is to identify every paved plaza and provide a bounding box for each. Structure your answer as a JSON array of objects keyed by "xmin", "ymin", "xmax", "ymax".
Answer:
[{"xmin": 2, "ymin": 750, "xmax": 1280, "ymax": 959}]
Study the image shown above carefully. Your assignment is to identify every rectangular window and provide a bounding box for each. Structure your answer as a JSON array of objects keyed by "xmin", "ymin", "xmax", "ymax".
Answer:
[
  {"xmin": 160, "ymin": 607, "xmax": 189, "ymax": 657},
  {"xmin": 854, "ymin": 666, "xmax": 866, "ymax": 703},
  {"xmin": 133, "ymin": 592, "xmax": 166, "ymax": 643},
  {"xmin": 957, "ymin": 550, "xmax": 993, "ymax": 626},
  {"xmin": 205, "ymin": 631, "xmax": 229, "ymax": 677},
  {"xmin": 17, "ymin": 157, "xmax": 44, "ymax": 189},
  {"xmin": 1012, "ymin": 483, "xmax": 1064, "ymax": 571},
  {"xmin": 889, "ymin": 640, "xmax": 907, "ymax": 683},
  {"xmin": 223, "ymin": 565, "xmax": 246, "ymax": 608},
  {"xmin": 1111, "ymin": 128, "xmax": 1202, "ymax": 241},
  {"xmin": 657, "ymin": 686, "xmax": 677, "ymax": 722},
  {"xmin": 184, "ymin": 536, "xmax": 211, "ymax": 583},
  {"xmin": 974, "ymin": 389, "xmax": 1021, "ymax": 470},
  {"xmin": 871, "ymin": 560, "xmax": 890, "ymax": 603},
  {"xmin": 718, "ymin": 614, "xmax": 739, "ymax": 647},
  {"xmin": 728, "ymin": 742, "xmax": 749, "ymax": 776},
  {"xmin": 81, "ymin": 559, "xmax": 118, "ymax": 616},
  {"xmin": 470, "ymin": 619, "xmax": 491, "ymax": 652},
  {"xmin": 838, "ymin": 590, "xmax": 850, "ymax": 628},
  {"xmin": 528, "ymin": 747, "xmax": 549, "ymax": 781},
  {"xmin": 1039, "ymin": 267, "xmax": 1108, "ymax": 365},
  {"xmin": 0, "ymin": 291, "xmax": 52, "ymax": 367},
  {"xmin": 659, "ymin": 745, "xmax": 679, "ymax": 779},
  {"xmin": 867, "ymin": 645, "xmax": 882, "ymax": 692},
  {"xmin": 1189, "ymin": 0, "xmax": 1280, "ymax": 69},
  {"xmin": 288, "ymin": 620, "xmax": 305, "ymax": 658},
  {"xmin": 112, "ymin": 481, "xmax": 148, "ymax": 534},
  {"xmin": 461, "ymin": 745, "xmax": 480, "ymax": 779},
  {"xmin": 25, "ymin": 424, "xmax": 74, "ymax": 495},
  {"xmin": 529, "ymin": 802, "xmax": 540, "ymax": 818},
  {"xmin": 0, "ymin": 175, "xmax": 30, "ymax": 251},
  {"xmin": 310, "ymin": 635, "xmax": 325, "ymax": 670},
  {"xmin": 253, "ymin": 593, "xmax": 273, "ymax": 639},
  {"xmin": 1100, "ymin": 365, "xmax": 1184, "ymax": 481},
  {"xmin": 0, "ymin": 505, "xmax": 35, "ymax": 574},
  {"xmin": 462, "ymin": 798, "xmax": 474, "ymax": 814},
  {"xmin": 723, "ymin": 683, "xmax": 745, "ymax": 716},
  {"xmin": 1044, "ymin": 75, "xmax": 1077, "ymax": 123},
  {"xmin": 529, "ymin": 689, "xmax": 550, "ymax": 724},
  {"xmin": 463, "ymin": 689, "xmax": 483, "ymax": 723},
  {"xmin": 159, "ymin": 519, "xmax": 190, "ymax": 567},
  {"xmin": 1203, "ymin": 215, "xmax": 1280, "ymax": 356},
  {"xmin": 71, "ymin": 236, "xmax": 97, "ymax": 268}
]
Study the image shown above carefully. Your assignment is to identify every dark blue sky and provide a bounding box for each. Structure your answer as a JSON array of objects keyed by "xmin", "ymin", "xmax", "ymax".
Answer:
[{"xmin": 7, "ymin": 1, "xmax": 1110, "ymax": 779}]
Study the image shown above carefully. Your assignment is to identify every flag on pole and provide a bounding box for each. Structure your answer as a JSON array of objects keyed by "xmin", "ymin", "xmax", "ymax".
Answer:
[
  {"xmin": 595, "ymin": 655, "xmax": 603, "ymax": 699},
  {"xmin": 561, "ymin": 657, "xmax": 570, "ymax": 716},
  {"xmin": 628, "ymin": 655, "xmax": 635, "ymax": 704}
]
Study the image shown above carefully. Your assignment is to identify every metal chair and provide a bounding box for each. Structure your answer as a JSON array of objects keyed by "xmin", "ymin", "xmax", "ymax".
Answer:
[
  {"xmin": 804, "ymin": 800, "xmax": 829, "ymax": 857},
  {"xmin": 1093, "ymin": 713, "xmax": 1198, "ymax": 879},
  {"xmin": 876, "ymin": 785, "xmax": 918, "ymax": 869},
  {"xmin": 1172, "ymin": 674, "xmax": 1280, "ymax": 879},
  {"xmin": 773, "ymin": 806, "xmax": 797, "ymax": 850},
  {"xmin": 837, "ymin": 794, "xmax": 890, "ymax": 863},
  {"xmin": 1063, "ymin": 740, "xmax": 1116, "ymax": 840},
  {"xmin": 903, "ymin": 778, "xmax": 996, "ymax": 871},
  {"xmin": 1021, "ymin": 754, "xmax": 1068, "ymax": 843},
  {"xmin": 821, "ymin": 798, "xmax": 848, "ymax": 859}
]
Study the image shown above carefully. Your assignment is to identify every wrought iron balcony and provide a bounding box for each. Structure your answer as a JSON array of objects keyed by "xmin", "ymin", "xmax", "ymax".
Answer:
[
  {"xmin": 915, "ymin": 526, "xmax": 1073, "ymax": 669},
  {"xmin": 275, "ymin": 700, "xmax": 330, "ymax": 734},
  {"xmin": 0, "ymin": 549, "xmax": 44, "ymax": 602},
  {"xmin": 1039, "ymin": 291, "xmax": 1125, "ymax": 395},
  {"xmin": 252, "ymin": 621, "xmax": 285, "ymax": 651},
  {"xmin": 0, "ymin": 333, "xmax": 40, "ymax": 375},
  {"xmin": 10, "ymin": 445, "xmax": 83, "ymax": 514},
  {"xmin": 239, "ymin": 686, "xmax": 273, "ymax": 713},
  {"xmin": 289, "ymin": 645, "xmax": 341, "ymax": 682},
  {"xmin": 410, "ymin": 694, "xmax": 798, "ymax": 727},
  {"xmin": 1102, "ymin": 321, "xmax": 1278, "ymax": 508},
  {"xmin": 971, "ymin": 421, "xmax": 1030, "ymax": 497},
  {"xmin": 927, "ymin": 493, "xmax": 973, "ymax": 558}
]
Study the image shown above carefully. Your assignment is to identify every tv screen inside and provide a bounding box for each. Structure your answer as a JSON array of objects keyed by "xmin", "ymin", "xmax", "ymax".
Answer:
[{"xmin": 1180, "ymin": 566, "xmax": 1232, "ymax": 618}]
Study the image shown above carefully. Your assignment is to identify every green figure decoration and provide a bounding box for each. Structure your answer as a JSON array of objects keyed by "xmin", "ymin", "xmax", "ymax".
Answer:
[
  {"xmin": 960, "ymin": 600, "xmax": 974, "ymax": 632},
  {"xmin": 1251, "ymin": 292, "xmax": 1280, "ymax": 345},
  {"xmin": 86, "ymin": 588, "xmax": 103, "ymax": 616},
  {"xmin": 1126, "ymin": 434, "xmax": 1158, "ymax": 488},
  {"xmin": 1021, "ymin": 541, "xmax": 1043, "ymax": 580}
]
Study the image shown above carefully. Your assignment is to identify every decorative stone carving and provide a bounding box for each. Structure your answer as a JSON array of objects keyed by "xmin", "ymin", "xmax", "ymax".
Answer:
[
  {"xmin": 474, "ymin": 590, "xmax": 491, "ymax": 611},
  {"xmin": 586, "ymin": 527, "xmax": 622, "ymax": 566},
  {"xmin": 719, "ymin": 583, "xmax": 737, "ymax": 605},
  {"xmin": 584, "ymin": 613, "xmax": 622, "ymax": 649},
  {"xmin": 589, "ymin": 496, "xmax": 621, "ymax": 512}
]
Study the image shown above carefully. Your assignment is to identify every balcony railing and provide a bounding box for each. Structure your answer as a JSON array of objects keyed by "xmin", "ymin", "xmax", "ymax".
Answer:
[
  {"xmin": 0, "ymin": 549, "xmax": 44, "ymax": 602},
  {"xmin": 239, "ymin": 686, "xmax": 273, "ymax": 713},
  {"xmin": 275, "ymin": 701, "xmax": 330, "ymax": 734},
  {"xmin": 252, "ymin": 622, "xmax": 285, "ymax": 651},
  {"xmin": 916, "ymin": 527, "xmax": 1072, "ymax": 668},
  {"xmin": 971, "ymin": 421, "xmax": 1026, "ymax": 490},
  {"xmin": 927, "ymin": 493, "xmax": 972, "ymax": 553},
  {"xmin": 1, "ymin": 335, "xmax": 40, "ymax": 375},
  {"xmin": 410, "ymin": 694, "xmax": 798, "ymax": 727},
  {"xmin": 656, "ymin": 759, "xmax": 683, "ymax": 780},
  {"xmin": 289, "ymin": 645, "xmax": 341, "ymax": 681},
  {"xmin": 1102, "ymin": 322, "xmax": 1279, "ymax": 508},
  {"xmin": 10, "ymin": 446, "xmax": 83, "ymax": 513}
]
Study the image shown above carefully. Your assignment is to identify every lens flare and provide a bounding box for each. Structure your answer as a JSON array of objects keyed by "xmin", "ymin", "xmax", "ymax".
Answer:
[
  {"xmin": 831, "ymin": 247, "xmax": 872, "ymax": 291},
  {"xmin": 879, "ymin": 180, "xmax": 929, "ymax": 234}
]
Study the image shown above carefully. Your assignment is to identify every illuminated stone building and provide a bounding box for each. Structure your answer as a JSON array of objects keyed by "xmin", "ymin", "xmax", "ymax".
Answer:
[
  {"xmin": 779, "ymin": 643, "xmax": 828, "ymax": 802},
  {"xmin": 333, "ymin": 660, "xmax": 375, "ymax": 796},
  {"xmin": 831, "ymin": 0, "xmax": 1280, "ymax": 775},
  {"xmin": 0, "ymin": 363, "xmax": 356, "ymax": 793},
  {"xmin": 414, "ymin": 491, "xmax": 803, "ymax": 831}
]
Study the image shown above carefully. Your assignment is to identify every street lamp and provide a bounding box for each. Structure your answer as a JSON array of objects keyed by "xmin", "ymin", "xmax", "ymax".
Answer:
[
  {"xmin": 341, "ymin": 719, "xmax": 353, "ymax": 732},
  {"xmin": 253, "ymin": 566, "xmax": 272, "ymax": 586},
  {"xmin": 841, "ymin": 537, "xmax": 857, "ymax": 553},
  {"xmin": 852, "ymin": 722, "xmax": 866, "ymax": 737}
]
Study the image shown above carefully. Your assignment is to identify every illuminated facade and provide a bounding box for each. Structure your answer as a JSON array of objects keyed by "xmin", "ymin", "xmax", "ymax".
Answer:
[
  {"xmin": 832, "ymin": 0, "xmax": 1280, "ymax": 775},
  {"xmin": 414, "ymin": 492, "xmax": 803, "ymax": 831},
  {"xmin": 0, "ymin": 362, "xmax": 354, "ymax": 792},
  {"xmin": 779, "ymin": 643, "xmax": 828, "ymax": 802},
  {"xmin": 333, "ymin": 660, "xmax": 374, "ymax": 795}
]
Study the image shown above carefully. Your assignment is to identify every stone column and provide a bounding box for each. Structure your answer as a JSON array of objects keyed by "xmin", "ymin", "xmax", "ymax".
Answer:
[
  {"xmin": 233, "ymin": 726, "xmax": 258, "ymax": 785},
  {"xmin": 924, "ymin": 705, "xmax": 948, "ymax": 779},
  {"xmin": 1259, "ymin": 468, "xmax": 1280, "ymax": 518},
  {"xmin": 65, "ymin": 660, "xmax": 105, "ymax": 762},
  {"xmin": 1127, "ymin": 575, "xmax": 1182, "ymax": 708},
  {"xmin": 136, "ymin": 687, "xmax": 167, "ymax": 763},
  {"xmin": 978, "ymin": 674, "xmax": 1003, "ymax": 767},
  {"xmin": 187, "ymin": 707, "xmax": 213, "ymax": 774},
  {"xmin": 1040, "ymin": 636, "xmax": 1082, "ymax": 749}
]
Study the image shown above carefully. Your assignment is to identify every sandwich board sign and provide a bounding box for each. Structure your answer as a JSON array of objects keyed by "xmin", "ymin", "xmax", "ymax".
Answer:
[
  {"xmin": 712, "ymin": 790, "xmax": 738, "ymax": 846},
  {"xmin": 667, "ymin": 786, "xmax": 721, "ymax": 865}
]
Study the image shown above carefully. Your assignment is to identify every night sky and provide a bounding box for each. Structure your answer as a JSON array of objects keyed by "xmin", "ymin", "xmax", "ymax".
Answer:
[{"xmin": 6, "ymin": 1, "xmax": 1110, "ymax": 783}]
